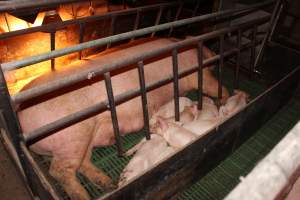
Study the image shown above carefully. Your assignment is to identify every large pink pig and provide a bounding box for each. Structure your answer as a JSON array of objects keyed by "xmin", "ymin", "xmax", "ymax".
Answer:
[{"xmin": 18, "ymin": 37, "xmax": 229, "ymax": 200}]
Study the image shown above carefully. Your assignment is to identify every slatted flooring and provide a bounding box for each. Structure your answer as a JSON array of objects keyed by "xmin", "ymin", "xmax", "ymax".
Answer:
[{"xmin": 177, "ymin": 98, "xmax": 300, "ymax": 200}]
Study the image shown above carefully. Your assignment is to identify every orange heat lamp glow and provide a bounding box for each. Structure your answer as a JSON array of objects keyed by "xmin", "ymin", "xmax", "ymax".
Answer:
[
  {"xmin": 30, "ymin": 12, "xmax": 46, "ymax": 27},
  {"xmin": 4, "ymin": 13, "xmax": 30, "ymax": 31}
]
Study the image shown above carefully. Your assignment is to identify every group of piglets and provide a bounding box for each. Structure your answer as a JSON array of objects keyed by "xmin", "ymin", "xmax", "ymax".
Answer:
[{"xmin": 119, "ymin": 90, "xmax": 249, "ymax": 186}]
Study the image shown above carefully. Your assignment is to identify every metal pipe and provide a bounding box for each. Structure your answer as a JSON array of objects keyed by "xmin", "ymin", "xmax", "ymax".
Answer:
[
  {"xmin": 197, "ymin": 41, "xmax": 203, "ymax": 110},
  {"xmin": 0, "ymin": 2, "xmax": 181, "ymax": 41},
  {"xmin": 137, "ymin": 61, "xmax": 151, "ymax": 140},
  {"xmin": 1, "ymin": 0, "xmax": 274, "ymax": 72},
  {"xmin": 78, "ymin": 22, "xmax": 85, "ymax": 60},
  {"xmin": 218, "ymin": 34, "xmax": 225, "ymax": 105},
  {"xmin": 168, "ymin": 3, "xmax": 183, "ymax": 36},
  {"xmin": 23, "ymin": 40, "xmax": 260, "ymax": 146},
  {"xmin": 50, "ymin": 31, "xmax": 56, "ymax": 71},
  {"xmin": 11, "ymin": 16, "xmax": 270, "ymax": 104},
  {"xmin": 151, "ymin": 6, "xmax": 163, "ymax": 38},
  {"xmin": 172, "ymin": 48, "xmax": 180, "ymax": 122},
  {"xmin": 234, "ymin": 29, "xmax": 242, "ymax": 89},
  {"xmin": 0, "ymin": 65, "xmax": 36, "ymax": 195},
  {"xmin": 106, "ymin": 16, "xmax": 116, "ymax": 49},
  {"xmin": 104, "ymin": 72, "xmax": 123, "ymax": 155},
  {"xmin": 0, "ymin": 0, "xmax": 86, "ymax": 12},
  {"xmin": 250, "ymin": 25, "xmax": 257, "ymax": 79},
  {"xmin": 254, "ymin": 0, "xmax": 282, "ymax": 71},
  {"xmin": 131, "ymin": 9, "xmax": 141, "ymax": 41}
]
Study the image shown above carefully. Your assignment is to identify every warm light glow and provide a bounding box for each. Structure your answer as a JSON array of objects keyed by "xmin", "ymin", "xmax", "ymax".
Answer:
[
  {"xmin": 30, "ymin": 12, "xmax": 45, "ymax": 27},
  {"xmin": 5, "ymin": 13, "xmax": 29, "ymax": 31},
  {"xmin": 0, "ymin": 14, "xmax": 9, "ymax": 32}
]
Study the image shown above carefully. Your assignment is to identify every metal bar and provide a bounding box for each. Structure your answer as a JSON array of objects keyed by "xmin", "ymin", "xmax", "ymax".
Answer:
[
  {"xmin": 50, "ymin": 31, "xmax": 56, "ymax": 71},
  {"xmin": 0, "ymin": 2, "xmax": 181, "ymax": 40},
  {"xmin": 168, "ymin": 3, "xmax": 183, "ymax": 36},
  {"xmin": 11, "ymin": 16, "xmax": 270, "ymax": 104},
  {"xmin": 137, "ymin": 61, "xmax": 150, "ymax": 140},
  {"xmin": 131, "ymin": 9, "xmax": 141, "ymax": 41},
  {"xmin": 0, "ymin": 65, "xmax": 36, "ymax": 196},
  {"xmin": 218, "ymin": 34, "xmax": 225, "ymax": 105},
  {"xmin": 250, "ymin": 25, "xmax": 257, "ymax": 79},
  {"xmin": 78, "ymin": 22, "xmax": 85, "ymax": 60},
  {"xmin": 172, "ymin": 48, "xmax": 180, "ymax": 122},
  {"xmin": 22, "ymin": 40, "xmax": 259, "ymax": 145},
  {"xmin": 234, "ymin": 29, "xmax": 242, "ymax": 89},
  {"xmin": 197, "ymin": 41, "xmax": 203, "ymax": 110},
  {"xmin": 254, "ymin": 0, "xmax": 282, "ymax": 72},
  {"xmin": 0, "ymin": 0, "xmax": 85, "ymax": 12},
  {"xmin": 104, "ymin": 72, "xmax": 123, "ymax": 155},
  {"xmin": 106, "ymin": 16, "xmax": 116, "ymax": 49},
  {"xmin": 1, "ymin": 1, "xmax": 274, "ymax": 72},
  {"xmin": 151, "ymin": 6, "xmax": 163, "ymax": 38}
]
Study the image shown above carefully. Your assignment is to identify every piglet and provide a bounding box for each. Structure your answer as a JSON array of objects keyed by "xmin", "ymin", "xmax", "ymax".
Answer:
[
  {"xmin": 194, "ymin": 96, "xmax": 219, "ymax": 121},
  {"xmin": 219, "ymin": 90, "xmax": 249, "ymax": 118},
  {"xmin": 119, "ymin": 134, "xmax": 175, "ymax": 187},
  {"xmin": 153, "ymin": 117, "xmax": 198, "ymax": 149},
  {"xmin": 182, "ymin": 97, "xmax": 220, "ymax": 137},
  {"xmin": 183, "ymin": 119, "xmax": 218, "ymax": 137},
  {"xmin": 149, "ymin": 97, "xmax": 193, "ymax": 126}
]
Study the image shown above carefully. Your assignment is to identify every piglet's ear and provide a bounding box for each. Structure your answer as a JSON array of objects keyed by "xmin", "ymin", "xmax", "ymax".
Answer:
[{"xmin": 157, "ymin": 117, "xmax": 168, "ymax": 131}]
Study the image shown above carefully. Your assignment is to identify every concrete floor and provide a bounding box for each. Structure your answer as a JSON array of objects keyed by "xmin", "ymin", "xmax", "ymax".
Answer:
[{"xmin": 0, "ymin": 139, "xmax": 32, "ymax": 200}]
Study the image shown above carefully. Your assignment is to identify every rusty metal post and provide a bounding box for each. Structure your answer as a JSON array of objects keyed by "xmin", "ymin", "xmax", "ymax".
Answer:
[
  {"xmin": 172, "ymin": 48, "xmax": 180, "ymax": 121},
  {"xmin": 50, "ymin": 30, "xmax": 56, "ymax": 71},
  {"xmin": 197, "ymin": 41, "xmax": 204, "ymax": 110},
  {"xmin": 151, "ymin": 6, "xmax": 163, "ymax": 37},
  {"xmin": 78, "ymin": 22, "xmax": 85, "ymax": 60},
  {"xmin": 137, "ymin": 61, "xmax": 151, "ymax": 140},
  {"xmin": 104, "ymin": 72, "xmax": 123, "ymax": 155},
  {"xmin": 218, "ymin": 34, "xmax": 225, "ymax": 105}
]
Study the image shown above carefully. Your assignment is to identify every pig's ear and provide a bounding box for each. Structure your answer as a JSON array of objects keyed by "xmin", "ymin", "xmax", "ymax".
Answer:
[{"xmin": 157, "ymin": 117, "xmax": 169, "ymax": 131}]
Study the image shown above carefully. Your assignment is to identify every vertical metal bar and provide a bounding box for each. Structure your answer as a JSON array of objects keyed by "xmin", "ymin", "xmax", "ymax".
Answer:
[
  {"xmin": 0, "ymin": 65, "xmax": 36, "ymax": 195},
  {"xmin": 78, "ymin": 23, "xmax": 85, "ymax": 60},
  {"xmin": 137, "ymin": 61, "xmax": 150, "ymax": 140},
  {"xmin": 151, "ymin": 6, "xmax": 163, "ymax": 38},
  {"xmin": 168, "ymin": 3, "xmax": 183, "ymax": 37},
  {"xmin": 50, "ymin": 30, "xmax": 56, "ymax": 71},
  {"xmin": 250, "ymin": 25, "xmax": 257, "ymax": 79},
  {"xmin": 106, "ymin": 16, "xmax": 116, "ymax": 49},
  {"xmin": 218, "ymin": 34, "xmax": 225, "ymax": 105},
  {"xmin": 104, "ymin": 72, "xmax": 123, "ymax": 155},
  {"xmin": 197, "ymin": 41, "xmax": 203, "ymax": 110},
  {"xmin": 192, "ymin": 0, "xmax": 201, "ymax": 17},
  {"xmin": 172, "ymin": 49, "xmax": 180, "ymax": 121},
  {"xmin": 131, "ymin": 9, "xmax": 141, "ymax": 41},
  {"xmin": 234, "ymin": 29, "xmax": 242, "ymax": 89},
  {"xmin": 254, "ymin": 0, "xmax": 282, "ymax": 72}
]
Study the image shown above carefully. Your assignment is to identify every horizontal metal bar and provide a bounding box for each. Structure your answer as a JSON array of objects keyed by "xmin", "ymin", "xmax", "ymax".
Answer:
[
  {"xmin": 12, "ymin": 16, "xmax": 270, "ymax": 105},
  {"xmin": 0, "ymin": 2, "xmax": 180, "ymax": 40},
  {"xmin": 1, "ymin": 0, "xmax": 274, "ymax": 72},
  {"xmin": 23, "ymin": 39, "xmax": 259, "ymax": 145},
  {"xmin": 0, "ymin": 0, "xmax": 85, "ymax": 12}
]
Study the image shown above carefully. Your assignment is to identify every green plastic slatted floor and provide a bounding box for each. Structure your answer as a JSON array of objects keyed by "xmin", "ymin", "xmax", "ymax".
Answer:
[
  {"xmin": 35, "ymin": 67, "xmax": 270, "ymax": 200},
  {"xmin": 177, "ymin": 98, "xmax": 300, "ymax": 200}
]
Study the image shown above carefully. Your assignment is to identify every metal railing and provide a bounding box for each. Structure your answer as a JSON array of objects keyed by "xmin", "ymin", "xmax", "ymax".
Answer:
[{"xmin": 0, "ymin": 1, "xmax": 274, "ymax": 156}]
